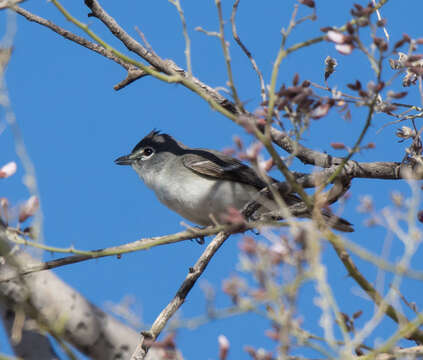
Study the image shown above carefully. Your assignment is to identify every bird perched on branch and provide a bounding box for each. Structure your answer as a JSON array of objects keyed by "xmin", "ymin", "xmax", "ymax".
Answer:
[{"xmin": 115, "ymin": 130, "xmax": 353, "ymax": 232}]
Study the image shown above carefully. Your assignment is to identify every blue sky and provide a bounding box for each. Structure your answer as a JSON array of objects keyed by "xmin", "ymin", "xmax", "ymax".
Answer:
[{"xmin": 2, "ymin": 0, "xmax": 423, "ymax": 359}]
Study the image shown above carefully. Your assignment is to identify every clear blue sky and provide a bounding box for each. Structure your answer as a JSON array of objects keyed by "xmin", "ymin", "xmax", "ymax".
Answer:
[{"xmin": 2, "ymin": 0, "xmax": 423, "ymax": 359}]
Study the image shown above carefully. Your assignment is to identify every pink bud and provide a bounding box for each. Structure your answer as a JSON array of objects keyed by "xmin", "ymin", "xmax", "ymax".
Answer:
[
  {"xmin": 222, "ymin": 148, "xmax": 236, "ymax": 156},
  {"xmin": 298, "ymin": 0, "xmax": 315, "ymax": 8},
  {"xmin": 327, "ymin": 30, "xmax": 346, "ymax": 44},
  {"xmin": 310, "ymin": 103, "xmax": 330, "ymax": 119},
  {"xmin": 330, "ymin": 142, "xmax": 346, "ymax": 150},
  {"xmin": 256, "ymin": 117, "xmax": 267, "ymax": 126},
  {"xmin": 246, "ymin": 142, "xmax": 262, "ymax": 160},
  {"xmin": 254, "ymin": 107, "xmax": 267, "ymax": 118},
  {"xmin": 238, "ymin": 236, "xmax": 257, "ymax": 255},
  {"xmin": 233, "ymin": 136, "xmax": 243, "ymax": 150},
  {"xmin": 250, "ymin": 289, "xmax": 267, "ymax": 300},
  {"xmin": 265, "ymin": 329, "xmax": 279, "ymax": 340},
  {"xmin": 19, "ymin": 196, "xmax": 39, "ymax": 223},
  {"xmin": 223, "ymin": 207, "xmax": 245, "ymax": 225},
  {"xmin": 0, "ymin": 162, "xmax": 17, "ymax": 179},
  {"xmin": 335, "ymin": 43, "xmax": 354, "ymax": 55},
  {"xmin": 218, "ymin": 335, "xmax": 230, "ymax": 360},
  {"xmin": 0, "ymin": 198, "xmax": 9, "ymax": 210},
  {"xmin": 0, "ymin": 197, "xmax": 9, "ymax": 221},
  {"xmin": 269, "ymin": 242, "xmax": 289, "ymax": 264},
  {"xmin": 259, "ymin": 158, "xmax": 274, "ymax": 172}
]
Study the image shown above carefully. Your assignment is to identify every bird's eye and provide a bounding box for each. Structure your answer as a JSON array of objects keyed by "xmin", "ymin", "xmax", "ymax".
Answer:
[{"xmin": 142, "ymin": 147, "xmax": 154, "ymax": 158}]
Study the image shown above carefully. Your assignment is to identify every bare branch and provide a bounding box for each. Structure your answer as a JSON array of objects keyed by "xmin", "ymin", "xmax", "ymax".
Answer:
[
  {"xmin": 359, "ymin": 313, "xmax": 423, "ymax": 359},
  {"xmin": 327, "ymin": 231, "xmax": 423, "ymax": 343},
  {"xmin": 82, "ymin": 0, "xmax": 239, "ymax": 112},
  {"xmin": 83, "ymin": 0, "xmax": 168, "ymax": 72},
  {"xmin": 130, "ymin": 231, "xmax": 230, "ymax": 360},
  {"xmin": 114, "ymin": 67, "xmax": 149, "ymax": 91},
  {"xmin": 0, "ymin": 223, "xmax": 257, "ymax": 281},
  {"xmin": 12, "ymin": 5, "xmax": 158, "ymax": 91},
  {"xmin": 372, "ymin": 0, "xmax": 390, "ymax": 41},
  {"xmin": 358, "ymin": 345, "xmax": 423, "ymax": 360},
  {"xmin": 168, "ymin": 0, "xmax": 192, "ymax": 75},
  {"xmin": 230, "ymin": 0, "xmax": 266, "ymax": 102},
  {"xmin": 0, "ymin": 223, "xmax": 178, "ymax": 360},
  {"xmin": 284, "ymin": 0, "xmax": 390, "ymax": 56},
  {"xmin": 15, "ymin": 1, "xmax": 403, "ymax": 186},
  {"xmin": 0, "ymin": 0, "xmax": 23, "ymax": 10},
  {"xmin": 215, "ymin": 0, "xmax": 244, "ymax": 112},
  {"xmin": 323, "ymin": 91, "xmax": 381, "ymax": 188},
  {"xmin": 13, "ymin": 5, "xmax": 132, "ymax": 71},
  {"xmin": 0, "ymin": 305, "xmax": 61, "ymax": 360}
]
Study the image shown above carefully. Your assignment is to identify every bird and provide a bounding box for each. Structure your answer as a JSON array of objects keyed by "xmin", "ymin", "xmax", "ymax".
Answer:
[{"xmin": 115, "ymin": 130, "xmax": 353, "ymax": 232}]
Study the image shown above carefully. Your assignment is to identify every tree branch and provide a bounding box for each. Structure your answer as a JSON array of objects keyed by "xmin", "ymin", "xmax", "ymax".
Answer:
[
  {"xmin": 0, "ymin": 223, "xmax": 255, "ymax": 281},
  {"xmin": 130, "ymin": 231, "xmax": 230, "ymax": 360},
  {"xmin": 0, "ymin": 223, "xmax": 180, "ymax": 360},
  {"xmin": 13, "ymin": 1, "xmax": 412, "ymax": 185},
  {"xmin": 13, "ymin": 6, "xmax": 131, "ymax": 71},
  {"xmin": 326, "ymin": 231, "xmax": 423, "ymax": 343}
]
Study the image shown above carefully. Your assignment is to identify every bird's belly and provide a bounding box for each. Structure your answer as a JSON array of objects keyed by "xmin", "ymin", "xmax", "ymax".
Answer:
[{"xmin": 152, "ymin": 176, "xmax": 257, "ymax": 226}]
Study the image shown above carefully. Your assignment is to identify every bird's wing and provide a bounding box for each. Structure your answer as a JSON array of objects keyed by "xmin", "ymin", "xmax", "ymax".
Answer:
[
  {"xmin": 181, "ymin": 150, "xmax": 268, "ymax": 189},
  {"xmin": 181, "ymin": 150, "xmax": 354, "ymax": 232}
]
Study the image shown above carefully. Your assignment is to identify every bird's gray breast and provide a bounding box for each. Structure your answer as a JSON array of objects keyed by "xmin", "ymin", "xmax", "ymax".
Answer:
[{"xmin": 135, "ymin": 160, "xmax": 258, "ymax": 226}]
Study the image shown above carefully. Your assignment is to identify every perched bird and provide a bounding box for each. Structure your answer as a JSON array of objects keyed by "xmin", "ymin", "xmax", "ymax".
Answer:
[{"xmin": 115, "ymin": 130, "xmax": 353, "ymax": 232}]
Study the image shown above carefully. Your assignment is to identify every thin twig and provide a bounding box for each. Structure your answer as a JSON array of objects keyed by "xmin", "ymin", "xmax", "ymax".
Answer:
[
  {"xmin": 15, "ymin": 0, "xmax": 401, "ymax": 178},
  {"xmin": 51, "ymin": 0, "xmax": 181, "ymax": 83},
  {"xmin": 134, "ymin": 26, "xmax": 155, "ymax": 55},
  {"xmin": 323, "ymin": 234, "xmax": 423, "ymax": 282},
  {"xmin": 323, "ymin": 90, "xmax": 381, "ymax": 188},
  {"xmin": 359, "ymin": 313, "xmax": 423, "ymax": 360},
  {"xmin": 113, "ymin": 67, "xmax": 149, "ymax": 91},
  {"xmin": 0, "ymin": 0, "xmax": 23, "ymax": 10},
  {"xmin": 13, "ymin": 6, "xmax": 129, "ymax": 70},
  {"xmin": 284, "ymin": 0, "xmax": 390, "ymax": 57},
  {"xmin": 215, "ymin": 0, "xmax": 244, "ymax": 112},
  {"xmin": 0, "ymin": 8, "xmax": 44, "ymax": 244},
  {"xmin": 230, "ymin": 0, "xmax": 265, "ymax": 102},
  {"xmin": 266, "ymin": 4, "xmax": 300, "ymax": 127},
  {"xmin": 326, "ymin": 230, "xmax": 423, "ymax": 343},
  {"xmin": 130, "ymin": 231, "xmax": 230, "ymax": 360},
  {"xmin": 83, "ymin": 0, "xmax": 168, "ymax": 72},
  {"xmin": 169, "ymin": 0, "xmax": 192, "ymax": 75},
  {"xmin": 358, "ymin": 345, "xmax": 423, "ymax": 360},
  {"xmin": 372, "ymin": 0, "xmax": 390, "ymax": 41},
  {"xmin": 12, "ymin": 5, "xmax": 152, "ymax": 91},
  {"xmin": 1, "ymin": 223, "xmax": 271, "ymax": 281},
  {"xmin": 308, "ymin": 229, "xmax": 351, "ymax": 347}
]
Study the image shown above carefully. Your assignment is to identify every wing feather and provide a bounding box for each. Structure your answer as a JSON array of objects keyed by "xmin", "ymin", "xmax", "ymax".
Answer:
[{"xmin": 181, "ymin": 150, "xmax": 267, "ymax": 189}]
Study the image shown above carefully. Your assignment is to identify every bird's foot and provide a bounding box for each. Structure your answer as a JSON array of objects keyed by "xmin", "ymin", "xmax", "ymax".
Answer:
[{"xmin": 192, "ymin": 236, "xmax": 205, "ymax": 245}]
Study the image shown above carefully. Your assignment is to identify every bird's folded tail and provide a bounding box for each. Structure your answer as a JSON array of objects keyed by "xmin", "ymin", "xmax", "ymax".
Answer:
[
  {"xmin": 248, "ymin": 205, "xmax": 354, "ymax": 232},
  {"xmin": 319, "ymin": 209, "xmax": 354, "ymax": 232}
]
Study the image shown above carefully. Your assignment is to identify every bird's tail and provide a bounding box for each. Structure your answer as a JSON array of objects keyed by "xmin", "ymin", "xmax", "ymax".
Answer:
[
  {"xmin": 320, "ymin": 209, "xmax": 354, "ymax": 232},
  {"xmin": 247, "ymin": 200, "xmax": 354, "ymax": 232}
]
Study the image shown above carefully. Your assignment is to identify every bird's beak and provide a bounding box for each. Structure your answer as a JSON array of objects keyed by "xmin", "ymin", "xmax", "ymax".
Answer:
[{"xmin": 114, "ymin": 154, "xmax": 133, "ymax": 166}]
